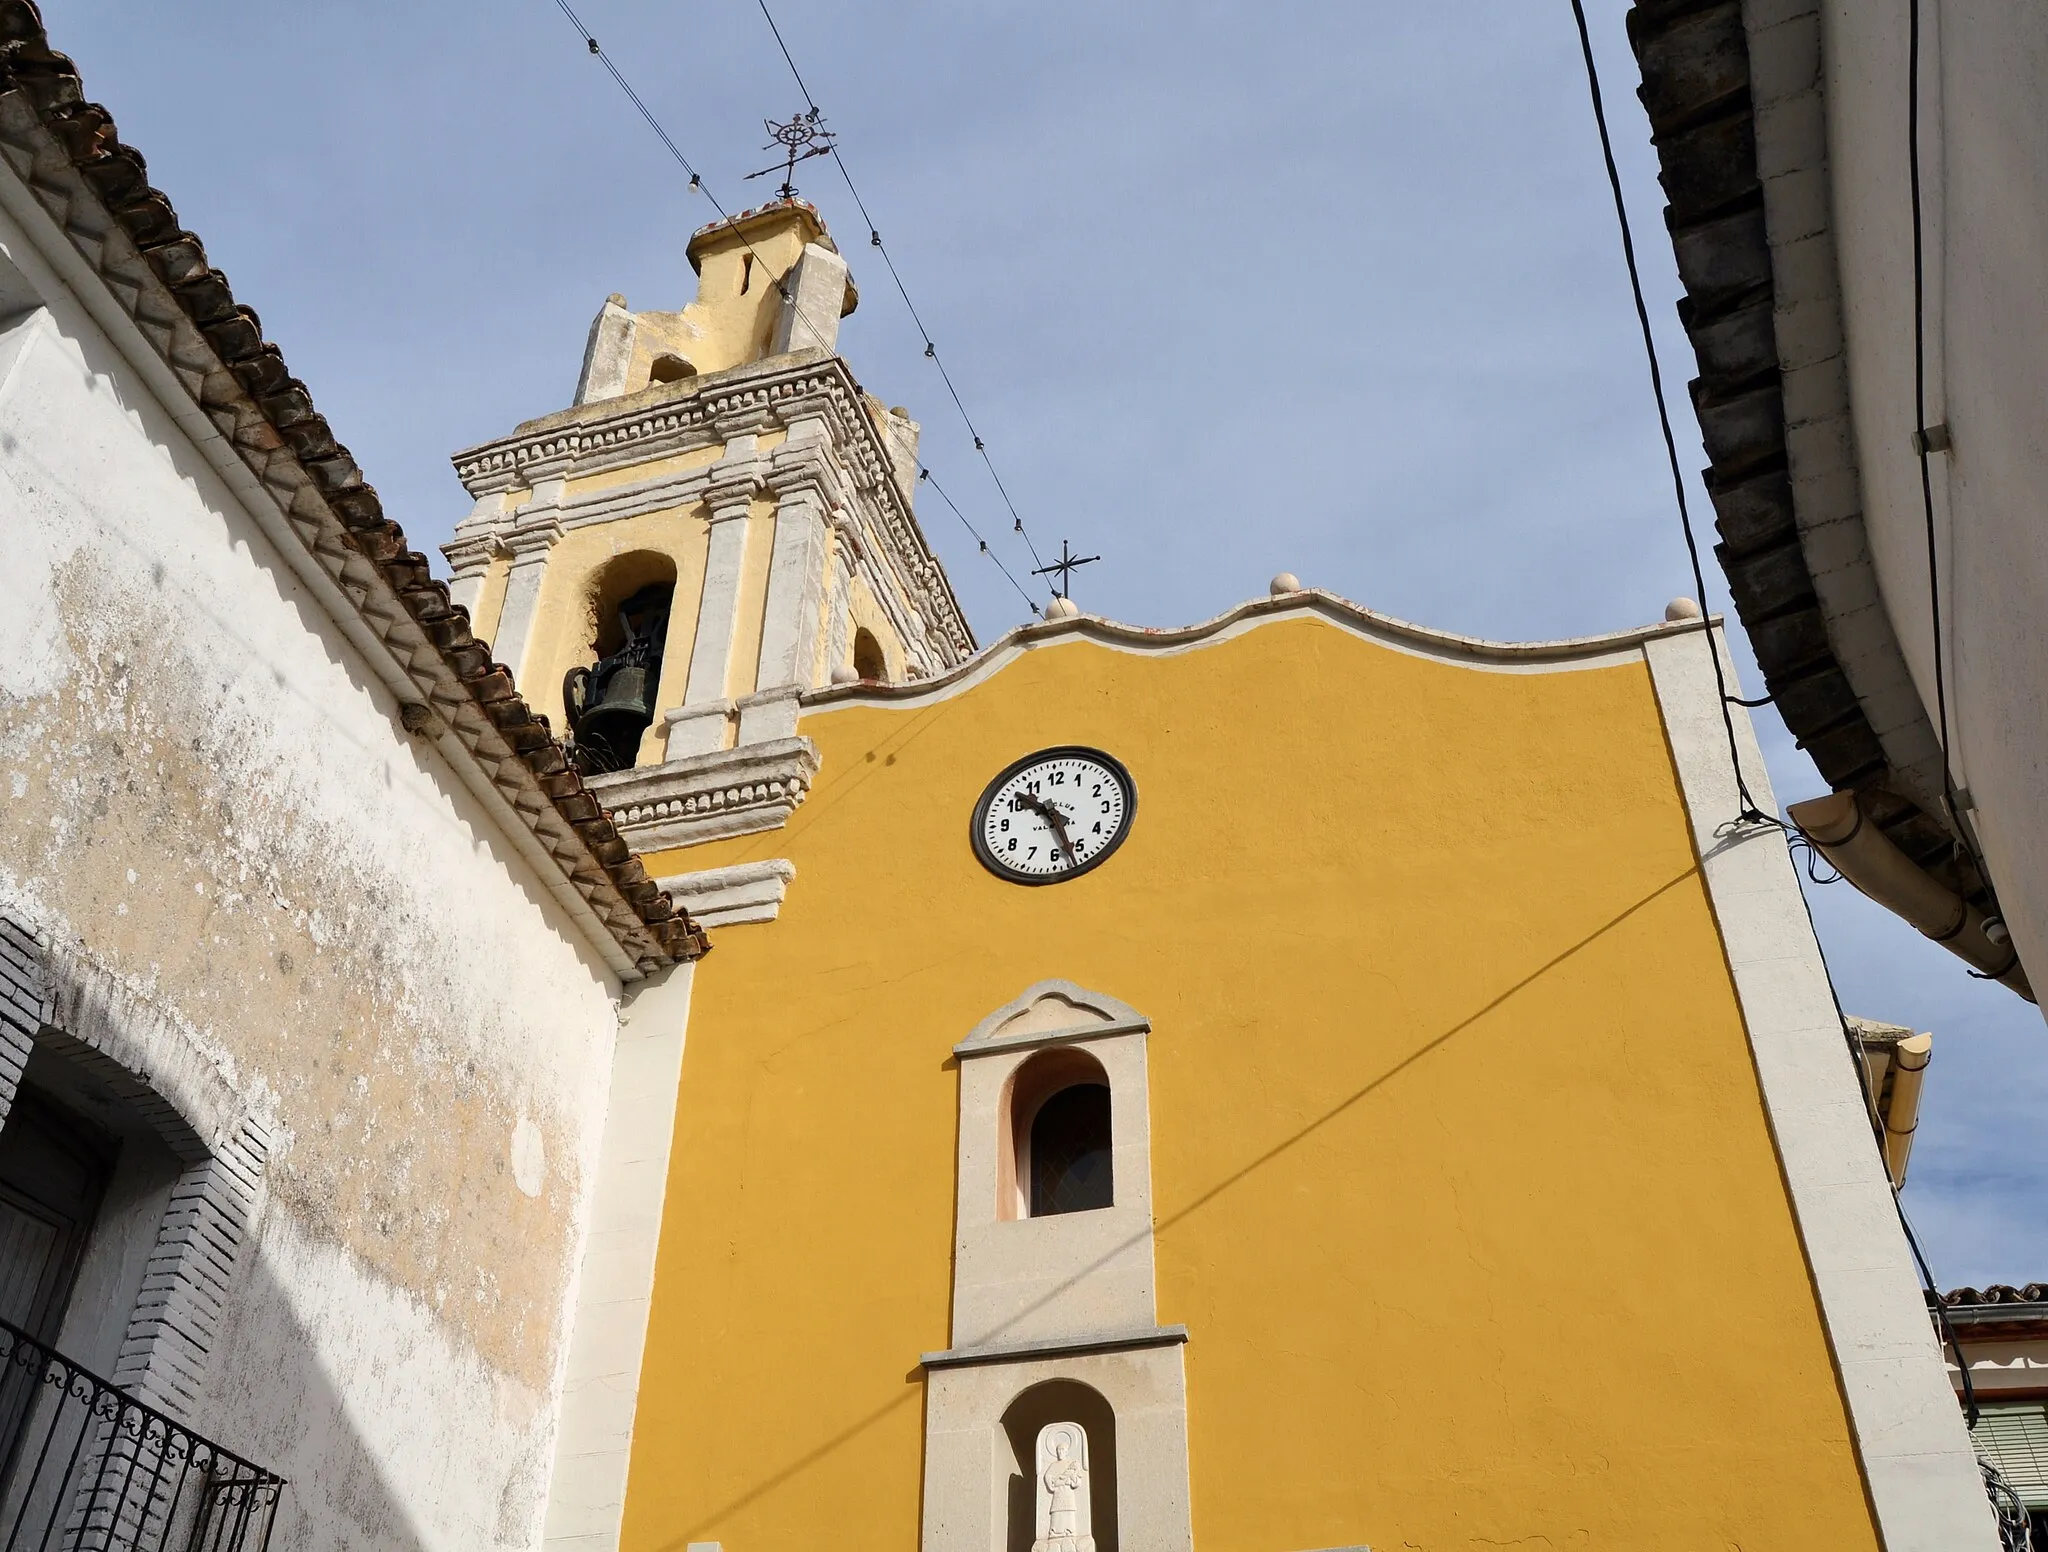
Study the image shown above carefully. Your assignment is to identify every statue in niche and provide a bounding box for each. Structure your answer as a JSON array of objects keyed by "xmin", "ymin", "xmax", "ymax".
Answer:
[{"xmin": 1032, "ymin": 1422, "xmax": 1096, "ymax": 1552}]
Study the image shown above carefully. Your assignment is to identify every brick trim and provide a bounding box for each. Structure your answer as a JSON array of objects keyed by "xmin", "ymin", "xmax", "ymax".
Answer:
[{"xmin": 0, "ymin": 908, "xmax": 269, "ymax": 1424}]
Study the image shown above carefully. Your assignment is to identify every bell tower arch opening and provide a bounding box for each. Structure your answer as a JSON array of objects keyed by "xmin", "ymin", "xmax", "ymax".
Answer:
[
  {"xmin": 564, "ymin": 552, "xmax": 677, "ymax": 775},
  {"xmin": 852, "ymin": 626, "xmax": 888, "ymax": 683}
]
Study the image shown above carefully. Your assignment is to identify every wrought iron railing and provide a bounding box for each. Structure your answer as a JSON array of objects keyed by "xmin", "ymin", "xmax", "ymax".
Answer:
[{"xmin": 0, "ymin": 1317, "xmax": 283, "ymax": 1552}]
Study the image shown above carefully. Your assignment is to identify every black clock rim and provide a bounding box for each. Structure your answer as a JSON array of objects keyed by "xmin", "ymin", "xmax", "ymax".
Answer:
[{"xmin": 970, "ymin": 745, "xmax": 1137, "ymax": 886}]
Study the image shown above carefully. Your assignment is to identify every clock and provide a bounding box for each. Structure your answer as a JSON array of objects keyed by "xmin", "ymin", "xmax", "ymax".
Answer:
[{"xmin": 971, "ymin": 746, "xmax": 1136, "ymax": 884}]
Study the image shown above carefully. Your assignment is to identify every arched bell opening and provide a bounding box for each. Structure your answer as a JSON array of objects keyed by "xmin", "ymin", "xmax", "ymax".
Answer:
[
  {"xmin": 999, "ymin": 1379, "xmax": 1118, "ymax": 1552},
  {"xmin": 852, "ymin": 626, "xmax": 887, "ymax": 683},
  {"xmin": 564, "ymin": 552, "xmax": 677, "ymax": 775}
]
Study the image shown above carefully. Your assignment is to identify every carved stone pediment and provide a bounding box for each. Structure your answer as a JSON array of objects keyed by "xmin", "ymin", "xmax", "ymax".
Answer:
[{"xmin": 586, "ymin": 737, "xmax": 819, "ymax": 852}]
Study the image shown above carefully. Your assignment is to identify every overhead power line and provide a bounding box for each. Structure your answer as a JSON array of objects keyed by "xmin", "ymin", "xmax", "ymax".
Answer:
[
  {"xmin": 1566, "ymin": 0, "xmax": 1774, "ymax": 830},
  {"xmin": 749, "ymin": 0, "xmax": 1060, "ymax": 586},
  {"xmin": 549, "ymin": 1, "xmax": 844, "ymax": 370},
  {"xmin": 545, "ymin": 0, "xmax": 1035, "ymax": 617}
]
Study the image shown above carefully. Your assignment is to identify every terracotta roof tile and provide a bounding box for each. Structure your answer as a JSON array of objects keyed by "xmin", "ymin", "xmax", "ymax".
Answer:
[{"xmin": 0, "ymin": 1, "xmax": 707, "ymax": 970}]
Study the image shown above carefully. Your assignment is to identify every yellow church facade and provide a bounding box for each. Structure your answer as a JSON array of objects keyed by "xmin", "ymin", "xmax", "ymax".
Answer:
[{"xmin": 443, "ymin": 200, "xmax": 1995, "ymax": 1550}]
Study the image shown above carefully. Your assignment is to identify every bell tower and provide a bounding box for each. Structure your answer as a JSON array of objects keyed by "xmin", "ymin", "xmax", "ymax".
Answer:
[{"xmin": 443, "ymin": 198, "xmax": 973, "ymax": 854}]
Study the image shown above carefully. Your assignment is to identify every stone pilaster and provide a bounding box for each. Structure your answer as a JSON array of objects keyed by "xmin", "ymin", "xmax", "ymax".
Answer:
[{"xmin": 490, "ymin": 500, "xmax": 566, "ymax": 681}]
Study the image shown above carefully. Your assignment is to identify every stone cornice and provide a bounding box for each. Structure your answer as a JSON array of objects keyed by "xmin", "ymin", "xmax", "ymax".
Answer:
[
  {"xmin": 450, "ymin": 352, "xmax": 973, "ymax": 664},
  {"xmin": 585, "ymin": 737, "xmax": 820, "ymax": 853},
  {"xmin": 803, "ymin": 589, "xmax": 1720, "ymax": 716}
]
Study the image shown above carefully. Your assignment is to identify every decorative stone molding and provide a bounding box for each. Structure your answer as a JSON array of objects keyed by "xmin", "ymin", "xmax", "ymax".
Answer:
[
  {"xmin": 656, "ymin": 860, "xmax": 796, "ymax": 928},
  {"xmin": 920, "ymin": 1324, "xmax": 1189, "ymax": 1371},
  {"xmin": 586, "ymin": 737, "xmax": 819, "ymax": 852},
  {"xmin": 448, "ymin": 352, "xmax": 973, "ymax": 664},
  {"xmin": 957, "ymin": 981, "xmax": 1151, "ymax": 1057}
]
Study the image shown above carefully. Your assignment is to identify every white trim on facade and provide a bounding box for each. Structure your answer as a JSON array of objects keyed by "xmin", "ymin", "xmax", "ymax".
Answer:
[
  {"xmin": 542, "ymin": 964, "xmax": 697, "ymax": 1552},
  {"xmin": 1643, "ymin": 627, "xmax": 2000, "ymax": 1550},
  {"xmin": 655, "ymin": 860, "xmax": 796, "ymax": 928}
]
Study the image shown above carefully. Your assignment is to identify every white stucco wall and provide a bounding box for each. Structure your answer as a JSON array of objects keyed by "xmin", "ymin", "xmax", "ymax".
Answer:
[
  {"xmin": 0, "ymin": 178, "xmax": 631, "ymax": 1551},
  {"xmin": 1819, "ymin": 0, "xmax": 2048, "ymax": 1014}
]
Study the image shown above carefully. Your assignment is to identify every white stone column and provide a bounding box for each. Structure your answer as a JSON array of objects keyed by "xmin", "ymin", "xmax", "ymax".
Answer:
[
  {"xmin": 681, "ymin": 495, "xmax": 753, "ymax": 711},
  {"xmin": 575, "ymin": 294, "xmax": 639, "ymax": 405},
  {"xmin": 771, "ymin": 243, "xmax": 849, "ymax": 356},
  {"xmin": 490, "ymin": 498, "xmax": 565, "ymax": 680},
  {"xmin": 755, "ymin": 484, "xmax": 830, "ymax": 694}
]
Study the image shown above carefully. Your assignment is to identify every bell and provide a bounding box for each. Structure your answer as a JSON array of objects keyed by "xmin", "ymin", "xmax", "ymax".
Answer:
[
  {"xmin": 565, "ymin": 581, "xmax": 674, "ymax": 775},
  {"xmin": 566, "ymin": 661, "xmax": 656, "ymax": 773}
]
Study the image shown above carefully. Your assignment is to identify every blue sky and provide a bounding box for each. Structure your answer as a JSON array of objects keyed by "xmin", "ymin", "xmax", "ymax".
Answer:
[{"xmin": 47, "ymin": 0, "xmax": 2046, "ymax": 1284}]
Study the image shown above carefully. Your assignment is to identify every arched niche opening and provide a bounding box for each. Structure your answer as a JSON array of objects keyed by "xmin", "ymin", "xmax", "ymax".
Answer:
[
  {"xmin": 1000, "ymin": 1047, "xmax": 1112, "ymax": 1222},
  {"xmin": 648, "ymin": 352, "xmax": 695, "ymax": 386},
  {"xmin": 565, "ymin": 551, "xmax": 677, "ymax": 775},
  {"xmin": 852, "ymin": 627, "xmax": 887, "ymax": 683},
  {"xmin": 1000, "ymin": 1379, "xmax": 1118, "ymax": 1552}
]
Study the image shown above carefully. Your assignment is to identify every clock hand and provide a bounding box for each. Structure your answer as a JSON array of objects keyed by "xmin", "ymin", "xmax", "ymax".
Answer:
[{"xmin": 1016, "ymin": 790, "xmax": 1079, "ymax": 863}]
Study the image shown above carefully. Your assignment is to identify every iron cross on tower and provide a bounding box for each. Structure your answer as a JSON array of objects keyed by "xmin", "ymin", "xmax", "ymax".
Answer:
[
  {"xmin": 744, "ymin": 108, "xmax": 836, "ymax": 199},
  {"xmin": 1034, "ymin": 540, "xmax": 1101, "ymax": 601}
]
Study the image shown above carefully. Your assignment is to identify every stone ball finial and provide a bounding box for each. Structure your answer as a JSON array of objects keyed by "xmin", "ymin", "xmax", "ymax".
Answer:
[
  {"xmin": 1044, "ymin": 596, "xmax": 1082, "ymax": 620},
  {"xmin": 1665, "ymin": 597, "xmax": 1704, "ymax": 621},
  {"xmin": 830, "ymin": 664, "xmax": 860, "ymax": 685},
  {"xmin": 1270, "ymin": 573, "xmax": 1302, "ymax": 596}
]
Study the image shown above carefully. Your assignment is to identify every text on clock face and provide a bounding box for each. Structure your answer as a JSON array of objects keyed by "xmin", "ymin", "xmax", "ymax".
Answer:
[{"xmin": 981, "ymin": 756, "xmax": 1127, "ymax": 876}]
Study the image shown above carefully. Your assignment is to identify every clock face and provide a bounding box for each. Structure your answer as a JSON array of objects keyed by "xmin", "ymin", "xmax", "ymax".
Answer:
[{"xmin": 972, "ymin": 746, "xmax": 1136, "ymax": 885}]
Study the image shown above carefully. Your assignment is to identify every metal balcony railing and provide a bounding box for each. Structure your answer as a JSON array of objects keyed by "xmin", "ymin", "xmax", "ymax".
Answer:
[{"xmin": 0, "ymin": 1317, "xmax": 284, "ymax": 1552}]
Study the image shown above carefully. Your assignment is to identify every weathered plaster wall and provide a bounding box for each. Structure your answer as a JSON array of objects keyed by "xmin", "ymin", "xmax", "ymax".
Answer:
[
  {"xmin": 0, "ymin": 193, "xmax": 627, "ymax": 1552},
  {"xmin": 623, "ymin": 618, "xmax": 1882, "ymax": 1551},
  {"xmin": 1818, "ymin": 0, "xmax": 2048, "ymax": 1010}
]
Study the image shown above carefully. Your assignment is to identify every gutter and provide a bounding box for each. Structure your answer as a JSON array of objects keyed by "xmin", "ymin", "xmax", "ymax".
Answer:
[
  {"xmin": 1794, "ymin": 794, "xmax": 2033, "ymax": 1001},
  {"xmin": 1626, "ymin": 0, "xmax": 2027, "ymax": 994}
]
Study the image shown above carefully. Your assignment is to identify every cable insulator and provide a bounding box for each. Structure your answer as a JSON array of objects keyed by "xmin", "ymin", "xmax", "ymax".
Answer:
[
  {"xmin": 586, "ymin": 36, "xmax": 600, "ymax": 54},
  {"xmin": 923, "ymin": 342, "xmax": 936, "ymax": 358}
]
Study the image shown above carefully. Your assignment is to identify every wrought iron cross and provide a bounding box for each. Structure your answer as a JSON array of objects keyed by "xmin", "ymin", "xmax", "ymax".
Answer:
[
  {"xmin": 744, "ymin": 108, "xmax": 836, "ymax": 199},
  {"xmin": 1033, "ymin": 539, "xmax": 1101, "ymax": 599}
]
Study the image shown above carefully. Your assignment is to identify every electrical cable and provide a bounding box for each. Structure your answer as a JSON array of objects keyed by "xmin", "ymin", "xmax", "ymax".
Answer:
[
  {"xmin": 750, "ymin": 0, "xmax": 1057, "ymax": 583},
  {"xmin": 1576, "ymin": 1, "xmax": 1982, "ymax": 1461},
  {"xmin": 1908, "ymin": 0, "xmax": 1995, "ymax": 903},
  {"xmin": 1567, "ymin": 0, "xmax": 1775, "ymax": 830},
  {"xmin": 1900, "ymin": 1195, "xmax": 1981, "ymax": 1430},
  {"xmin": 919, "ymin": 468, "xmax": 1043, "ymax": 618},
  {"xmin": 549, "ymin": 0, "xmax": 849, "ymax": 365}
]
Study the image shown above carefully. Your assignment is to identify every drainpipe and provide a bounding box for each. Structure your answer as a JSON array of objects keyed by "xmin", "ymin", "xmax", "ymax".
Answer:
[{"xmin": 1788, "ymin": 792, "xmax": 2034, "ymax": 1003}]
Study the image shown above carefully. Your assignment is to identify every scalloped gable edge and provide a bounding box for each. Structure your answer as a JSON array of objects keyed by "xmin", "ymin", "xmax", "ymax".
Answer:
[
  {"xmin": 803, "ymin": 589, "xmax": 1719, "ymax": 712},
  {"xmin": 0, "ymin": 1, "xmax": 706, "ymax": 973}
]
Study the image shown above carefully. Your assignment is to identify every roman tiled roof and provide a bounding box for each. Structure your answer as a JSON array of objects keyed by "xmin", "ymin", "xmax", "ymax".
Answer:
[
  {"xmin": 1626, "ymin": 1, "xmax": 1994, "ymax": 918},
  {"xmin": 1943, "ymin": 1286, "xmax": 2048, "ymax": 1309},
  {"xmin": 0, "ymin": 2, "xmax": 706, "ymax": 971}
]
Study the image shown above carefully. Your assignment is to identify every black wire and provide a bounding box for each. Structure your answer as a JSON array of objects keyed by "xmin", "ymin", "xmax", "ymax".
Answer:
[
  {"xmin": 550, "ymin": 0, "xmax": 846, "ymax": 349},
  {"xmin": 750, "ymin": 0, "xmax": 1056, "ymax": 584},
  {"xmin": 1567, "ymin": 0, "xmax": 1775, "ymax": 829},
  {"xmin": 1908, "ymin": 0, "xmax": 1991, "ymax": 899},
  {"xmin": 920, "ymin": 468, "xmax": 1043, "ymax": 618},
  {"xmin": 754, "ymin": 0, "xmax": 818, "ymax": 113},
  {"xmin": 1900, "ymin": 1196, "xmax": 1981, "ymax": 1430},
  {"xmin": 1790, "ymin": 864, "xmax": 1971, "ymax": 1429}
]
